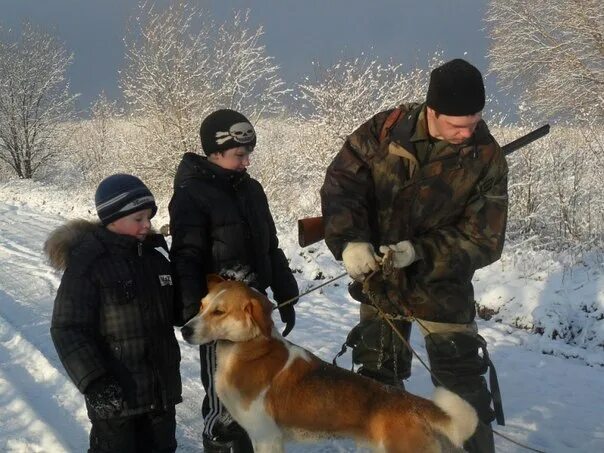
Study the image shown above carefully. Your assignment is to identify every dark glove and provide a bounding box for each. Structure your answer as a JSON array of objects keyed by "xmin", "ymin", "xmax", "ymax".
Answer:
[
  {"xmin": 278, "ymin": 303, "xmax": 296, "ymax": 337},
  {"xmin": 85, "ymin": 375, "xmax": 123, "ymax": 419}
]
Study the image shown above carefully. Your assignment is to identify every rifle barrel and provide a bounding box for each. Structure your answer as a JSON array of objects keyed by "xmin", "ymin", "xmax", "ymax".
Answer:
[{"xmin": 502, "ymin": 124, "xmax": 550, "ymax": 155}]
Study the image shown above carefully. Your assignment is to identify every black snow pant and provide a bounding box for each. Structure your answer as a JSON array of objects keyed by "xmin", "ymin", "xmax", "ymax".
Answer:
[
  {"xmin": 88, "ymin": 406, "xmax": 176, "ymax": 453},
  {"xmin": 200, "ymin": 342, "xmax": 254, "ymax": 453}
]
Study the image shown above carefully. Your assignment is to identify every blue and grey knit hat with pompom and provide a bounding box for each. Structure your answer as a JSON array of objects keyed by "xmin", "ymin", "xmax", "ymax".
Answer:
[{"xmin": 95, "ymin": 174, "xmax": 157, "ymax": 225}]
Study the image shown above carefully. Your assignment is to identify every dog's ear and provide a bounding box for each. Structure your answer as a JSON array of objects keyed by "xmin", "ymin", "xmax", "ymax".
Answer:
[
  {"xmin": 245, "ymin": 297, "xmax": 273, "ymax": 338},
  {"xmin": 206, "ymin": 274, "xmax": 225, "ymax": 292}
]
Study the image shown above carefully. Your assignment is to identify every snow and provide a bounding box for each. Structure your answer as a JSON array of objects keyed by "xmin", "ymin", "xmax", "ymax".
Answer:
[{"xmin": 0, "ymin": 180, "xmax": 603, "ymax": 452}]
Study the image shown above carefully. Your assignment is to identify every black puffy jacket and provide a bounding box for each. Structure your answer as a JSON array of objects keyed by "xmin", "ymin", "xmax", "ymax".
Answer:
[
  {"xmin": 46, "ymin": 220, "xmax": 182, "ymax": 419},
  {"xmin": 169, "ymin": 152, "xmax": 299, "ymax": 321}
]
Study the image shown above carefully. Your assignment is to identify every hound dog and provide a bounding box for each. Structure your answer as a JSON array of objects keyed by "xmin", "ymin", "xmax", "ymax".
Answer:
[{"xmin": 181, "ymin": 275, "xmax": 478, "ymax": 453}]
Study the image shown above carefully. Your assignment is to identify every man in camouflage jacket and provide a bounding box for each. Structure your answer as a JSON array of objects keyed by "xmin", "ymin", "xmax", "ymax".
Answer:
[{"xmin": 321, "ymin": 59, "xmax": 507, "ymax": 453}]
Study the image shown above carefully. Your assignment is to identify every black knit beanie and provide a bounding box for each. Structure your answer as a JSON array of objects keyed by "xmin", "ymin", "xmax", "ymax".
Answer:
[
  {"xmin": 426, "ymin": 59, "xmax": 485, "ymax": 116},
  {"xmin": 95, "ymin": 174, "xmax": 157, "ymax": 226},
  {"xmin": 199, "ymin": 109, "xmax": 256, "ymax": 155}
]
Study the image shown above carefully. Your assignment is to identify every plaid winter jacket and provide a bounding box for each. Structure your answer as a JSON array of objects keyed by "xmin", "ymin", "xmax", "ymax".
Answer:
[
  {"xmin": 169, "ymin": 153, "xmax": 299, "ymax": 323},
  {"xmin": 321, "ymin": 103, "xmax": 508, "ymax": 323},
  {"xmin": 46, "ymin": 220, "xmax": 182, "ymax": 419}
]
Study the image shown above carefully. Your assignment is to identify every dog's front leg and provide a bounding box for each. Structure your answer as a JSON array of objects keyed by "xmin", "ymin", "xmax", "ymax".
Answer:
[{"xmin": 252, "ymin": 437, "xmax": 284, "ymax": 453}]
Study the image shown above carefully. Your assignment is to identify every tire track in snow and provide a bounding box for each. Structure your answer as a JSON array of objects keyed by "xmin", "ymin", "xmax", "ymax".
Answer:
[
  {"xmin": 0, "ymin": 203, "xmax": 88, "ymax": 451},
  {"xmin": 0, "ymin": 302, "xmax": 88, "ymax": 452},
  {"xmin": 0, "ymin": 203, "xmax": 62, "ymax": 356}
]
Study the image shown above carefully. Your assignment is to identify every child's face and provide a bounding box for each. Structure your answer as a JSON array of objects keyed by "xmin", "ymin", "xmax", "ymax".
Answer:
[
  {"xmin": 107, "ymin": 208, "xmax": 153, "ymax": 241},
  {"xmin": 209, "ymin": 146, "xmax": 252, "ymax": 172}
]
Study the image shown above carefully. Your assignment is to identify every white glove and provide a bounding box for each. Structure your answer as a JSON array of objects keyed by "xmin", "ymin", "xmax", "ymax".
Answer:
[
  {"xmin": 342, "ymin": 242, "xmax": 380, "ymax": 280},
  {"xmin": 379, "ymin": 240, "xmax": 417, "ymax": 268}
]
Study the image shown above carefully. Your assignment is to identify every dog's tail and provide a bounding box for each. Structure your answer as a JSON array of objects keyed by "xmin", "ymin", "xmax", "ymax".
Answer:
[{"xmin": 431, "ymin": 387, "xmax": 479, "ymax": 448}]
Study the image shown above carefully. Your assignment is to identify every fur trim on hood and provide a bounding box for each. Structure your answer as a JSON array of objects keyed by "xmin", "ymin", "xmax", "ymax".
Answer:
[
  {"xmin": 44, "ymin": 219, "xmax": 100, "ymax": 271},
  {"xmin": 44, "ymin": 219, "xmax": 161, "ymax": 272}
]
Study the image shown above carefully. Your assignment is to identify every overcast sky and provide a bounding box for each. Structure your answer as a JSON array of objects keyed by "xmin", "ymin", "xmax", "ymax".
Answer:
[{"xmin": 1, "ymin": 0, "xmax": 499, "ymax": 113}]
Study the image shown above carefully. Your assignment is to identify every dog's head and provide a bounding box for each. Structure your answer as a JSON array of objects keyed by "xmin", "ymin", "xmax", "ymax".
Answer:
[{"xmin": 181, "ymin": 274, "xmax": 275, "ymax": 345}]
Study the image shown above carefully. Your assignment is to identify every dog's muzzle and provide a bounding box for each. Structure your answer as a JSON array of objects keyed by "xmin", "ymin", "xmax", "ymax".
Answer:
[{"xmin": 181, "ymin": 325, "xmax": 194, "ymax": 342}]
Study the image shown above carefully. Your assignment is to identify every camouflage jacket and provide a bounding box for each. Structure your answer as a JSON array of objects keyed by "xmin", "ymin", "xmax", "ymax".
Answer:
[{"xmin": 320, "ymin": 103, "xmax": 508, "ymax": 323}]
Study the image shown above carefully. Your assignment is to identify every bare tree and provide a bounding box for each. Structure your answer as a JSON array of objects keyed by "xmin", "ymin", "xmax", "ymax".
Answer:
[
  {"xmin": 0, "ymin": 23, "xmax": 77, "ymax": 178},
  {"xmin": 486, "ymin": 0, "xmax": 604, "ymax": 124}
]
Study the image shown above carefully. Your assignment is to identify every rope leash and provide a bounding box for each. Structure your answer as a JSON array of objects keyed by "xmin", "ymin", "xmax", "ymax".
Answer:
[
  {"xmin": 370, "ymin": 297, "xmax": 545, "ymax": 453},
  {"xmin": 272, "ymin": 272, "xmax": 348, "ymax": 311}
]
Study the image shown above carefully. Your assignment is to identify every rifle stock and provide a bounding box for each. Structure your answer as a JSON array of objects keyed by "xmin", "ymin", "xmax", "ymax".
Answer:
[
  {"xmin": 298, "ymin": 124, "xmax": 550, "ymax": 248},
  {"xmin": 298, "ymin": 216, "xmax": 325, "ymax": 247}
]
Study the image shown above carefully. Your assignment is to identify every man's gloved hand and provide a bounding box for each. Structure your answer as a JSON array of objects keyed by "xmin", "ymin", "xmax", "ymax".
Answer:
[
  {"xmin": 342, "ymin": 242, "xmax": 380, "ymax": 280},
  {"xmin": 278, "ymin": 303, "xmax": 296, "ymax": 337},
  {"xmin": 85, "ymin": 375, "xmax": 124, "ymax": 418},
  {"xmin": 379, "ymin": 240, "xmax": 417, "ymax": 268}
]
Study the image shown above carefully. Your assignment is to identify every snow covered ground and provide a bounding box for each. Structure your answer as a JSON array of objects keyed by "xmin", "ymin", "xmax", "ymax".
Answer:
[{"xmin": 0, "ymin": 180, "xmax": 603, "ymax": 452}]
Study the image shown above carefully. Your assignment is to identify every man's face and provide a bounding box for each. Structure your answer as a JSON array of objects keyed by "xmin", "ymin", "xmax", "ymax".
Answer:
[
  {"xmin": 107, "ymin": 208, "xmax": 153, "ymax": 241},
  {"xmin": 427, "ymin": 107, "xmax": 482, "ymax": 144},
  {"xmin": 209, "ymin": 146, "xmax": 252, "ymax": 172}
]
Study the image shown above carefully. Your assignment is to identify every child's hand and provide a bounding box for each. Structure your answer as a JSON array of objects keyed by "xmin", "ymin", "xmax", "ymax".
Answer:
[
  {"xmin": 278, "ymin": 303, "xmax": 296, "ymax": 337},
  {"xmin": 85, "ymin": 375, "xmax": 124, "ymax": 418}
]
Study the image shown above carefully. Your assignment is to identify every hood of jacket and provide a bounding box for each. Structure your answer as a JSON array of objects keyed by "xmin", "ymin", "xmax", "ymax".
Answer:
[
  {"xmin": 174, "ymin": 152, "xmax": 249, "ymax": 189},
  {"xmin": 44, "ymin": 219, "xmax": 100, "ymax": 271},
  {"xmin": 44, "ymin": 219, "xmax": 162, "ymax": 272}
]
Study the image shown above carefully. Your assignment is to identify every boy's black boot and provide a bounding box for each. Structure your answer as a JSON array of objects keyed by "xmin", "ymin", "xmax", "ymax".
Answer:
[
  {"xmin": 202, "ymin": 432, "xmax": 254, "ymax": 453},
  {"xmin": 202, "ymin": 434, "xmax": 235, "ymax": 453},
  {"xmin": 234, "ymin": 432, "xmax": 254, "ymax": 453}
]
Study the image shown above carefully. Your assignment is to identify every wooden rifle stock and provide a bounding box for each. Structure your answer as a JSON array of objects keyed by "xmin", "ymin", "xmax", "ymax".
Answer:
[
  {"xmin": 298, "ymin": 216, "xmax": 325, "ymax": 247},
  {"xmin": 297, "ymin": 124, "xmax": 550, "ymax": 248}
]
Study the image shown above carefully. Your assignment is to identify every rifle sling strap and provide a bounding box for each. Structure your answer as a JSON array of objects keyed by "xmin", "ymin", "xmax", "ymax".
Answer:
[{"xmin": 379, "ymin": 107, "xmax": 404, "ymax": 143}]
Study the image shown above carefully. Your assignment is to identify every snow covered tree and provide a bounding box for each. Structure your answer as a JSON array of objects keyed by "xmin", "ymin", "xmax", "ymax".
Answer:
[
  {"xmin": 210, "ymin": 10, "xmax": 287, "ymax": 122},
  {"xmin": 486, "ymin": 0, "xmax": 604, "ymax": 124},
  {"xmin": 0, "ymin": 23, "xmax": 77, "ymax": 178},
  {"xmin": 296, "ymin": 56, "xmax": 433, "ymax": 145},
  {"xmin": 121, "ymin": 0, "xmax": 211, "ymax": 159},
  {"xmin": 66, "ymin": 91, "xmax": 124, "ymax": 185},
  {"xmin": 120, "ymin": 0, "xmax": 286, "ymax": 191},
  {"xmin": 251, "ymin": 57, "xmax": 435, "ymax": 222}
]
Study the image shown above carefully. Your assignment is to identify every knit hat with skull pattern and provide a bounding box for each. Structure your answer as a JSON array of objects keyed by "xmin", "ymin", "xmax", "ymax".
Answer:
[{"xmin": 199, "ymin": 109, "xmax": 256, "ymax": 155}]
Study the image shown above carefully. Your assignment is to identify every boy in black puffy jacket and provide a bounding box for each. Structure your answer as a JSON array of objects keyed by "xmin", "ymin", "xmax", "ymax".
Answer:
[
  {"xmin": 46, "ymin": 174, "xmax": 182, "ymax": 452},
  {"xmin": 169, "ymin": 109, "xmax": 299, "ymax": 452}
]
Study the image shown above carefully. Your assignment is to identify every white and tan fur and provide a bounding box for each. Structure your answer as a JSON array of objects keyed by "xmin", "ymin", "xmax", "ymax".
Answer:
[{"xmin": 181, "ymin": 275, "xmax": 478, "ymax": 453}]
